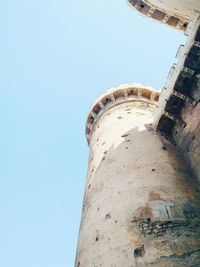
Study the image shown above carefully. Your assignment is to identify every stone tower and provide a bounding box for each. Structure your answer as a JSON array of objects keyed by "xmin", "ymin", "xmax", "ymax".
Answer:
[{"xmin": 75, "ymin": 84, "xmax": 200, "ymax": 267}]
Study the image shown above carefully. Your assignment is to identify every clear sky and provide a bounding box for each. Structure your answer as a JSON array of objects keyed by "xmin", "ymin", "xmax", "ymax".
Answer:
[{"xmin": 0, "ymin": 1, "xmax": 186, "ymax": 267}]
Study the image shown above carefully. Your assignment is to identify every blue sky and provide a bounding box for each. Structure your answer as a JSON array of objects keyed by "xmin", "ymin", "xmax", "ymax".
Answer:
[{"xmin": 0, "ymin": 1, "xmax": 185, "ymax": 266}]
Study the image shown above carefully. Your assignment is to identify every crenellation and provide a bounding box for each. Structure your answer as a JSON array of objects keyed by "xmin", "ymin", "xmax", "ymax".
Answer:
[{"xmin": 86, "ymin": 84, "xmax": 160, "ymax": 144}]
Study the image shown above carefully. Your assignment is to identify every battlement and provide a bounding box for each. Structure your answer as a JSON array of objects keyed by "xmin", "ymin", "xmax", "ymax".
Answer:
[
  {"xmin": 86, "ymin": 84, "xmax": 160, "ymax": 144},
  {"xmin": 127, "ymin": 0, "xmax": 200, "ymax": 32}
]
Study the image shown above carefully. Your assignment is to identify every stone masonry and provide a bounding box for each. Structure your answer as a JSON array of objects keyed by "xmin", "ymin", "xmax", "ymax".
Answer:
[{"xmin": 75, "ymin": 85, "xmax": 200, "ymax": 266}]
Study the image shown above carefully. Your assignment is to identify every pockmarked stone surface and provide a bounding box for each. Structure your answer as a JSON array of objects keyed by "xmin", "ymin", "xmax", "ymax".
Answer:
[{"xmin": 75, "ymin": 85, "xmax": 200, "ymax": 267}]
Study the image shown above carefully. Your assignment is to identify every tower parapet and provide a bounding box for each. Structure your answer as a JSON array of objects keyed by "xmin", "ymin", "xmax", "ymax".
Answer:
[
  {"xmin": 127, "ymin": 0, "xmax": 200, "ymax": 31},
  {"xmin": 86, "ymin": 84, "xmax": 160, "ymax": 144}
]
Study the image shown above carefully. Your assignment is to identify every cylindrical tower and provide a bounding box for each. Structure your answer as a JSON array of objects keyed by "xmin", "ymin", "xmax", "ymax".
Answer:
[{"xmin": 75, "ymin": 84, "xmax": 200, "ymax": 267}]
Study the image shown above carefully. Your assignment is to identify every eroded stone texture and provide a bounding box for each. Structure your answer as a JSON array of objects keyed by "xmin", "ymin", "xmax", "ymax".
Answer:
[
  {"xmin": 75, "ymin": 85, "xmax": 200, "ymax": 267},
  {"xmin": 172, "ymin": 72, "xmax": 200, "ymax": 181},
  {"xmin": 173, "ymin": 100, "xmax": 200, "ymax": 181}
]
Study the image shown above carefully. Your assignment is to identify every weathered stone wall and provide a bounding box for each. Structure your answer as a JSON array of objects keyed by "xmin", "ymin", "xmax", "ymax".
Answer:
[
  {"xmin": 75, "ymin": 86, "xmax": 200, "ymax": 267},
  {"xmin": 173, "ymin": 98, "xmax": 200, "ymax": 182},
  {"xmin": 155, "ymin": 20, "xmax": 200, "ymax": 183}
]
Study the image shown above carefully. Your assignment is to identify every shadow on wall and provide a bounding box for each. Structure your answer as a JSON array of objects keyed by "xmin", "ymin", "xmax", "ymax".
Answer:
[
  {"xmin": 78, "ymin": 125, "xmax": 200, "ymax": 267},
  {"xmin": 90, "ymin": 125, "xmax": 197, "ymax": 189},
  {"xmin": 85, "ymin": 125, "xmax": 200, "ymax": 218}
]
